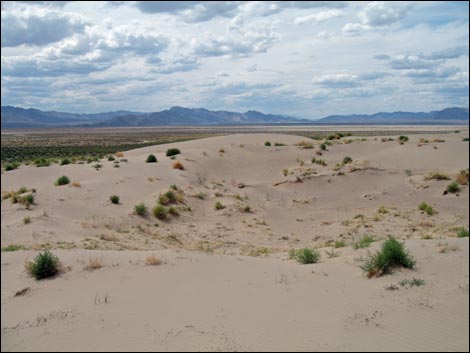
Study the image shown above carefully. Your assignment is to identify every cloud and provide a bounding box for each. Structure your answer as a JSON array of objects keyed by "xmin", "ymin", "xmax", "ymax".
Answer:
[
  {"xmin": 358, "ymin": 1, "xmax": 413, "ymax": 27},
  {"xmin": 246, "ymin": 64, "xmax": 257, "ymax": 72},
  {"xmin": 389, "ymin": 55, "xmax": 442, "ymax": 70},
  {"xmin": 373, "ymin": 54, "xmax": 390, "ymax": 60},
  {"xmin": 1, "ymin": 8, "xmax": 88, "ymax": 47},
  {"xmin": 312, "ymin": 73, "xmax": 359, "ymax": 88},
  {"xmin": 294, "ymin": 9, "xmax": 343, "ymax": 25},
  {"xmin": 343, "ymin": 1, "xmax": 413, "ymax": 35},
  {"xmin": 421, "ymin": 45, "xmax": 469, "ymax": 60}
]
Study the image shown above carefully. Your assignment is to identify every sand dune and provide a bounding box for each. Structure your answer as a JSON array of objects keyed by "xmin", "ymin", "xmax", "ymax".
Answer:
[{"xmin": 1, "ymin": 131, "xmax": 469, "ymax": 351}]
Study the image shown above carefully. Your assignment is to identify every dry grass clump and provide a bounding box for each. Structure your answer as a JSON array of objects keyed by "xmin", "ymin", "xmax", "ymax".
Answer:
[
  {"xmin": 425, "ymin": 172, "xmax": 450, "ymax": 181},
  {"xmin": 296, "ymin": 141, "xmax": 314, "ymax": 149},
  {"xmin": 456, "ymin": 169, "xmax": 469, "ymax": 185},
  {"xmin": 219, "ymin": 148, "xmax": 225, "ymax": 153},
  {"xmin": 71, "ymin": 181, "xmax": 81, "ymax": 187},
  {"xmin": 84, "ymin": 257, "xmax": 103, "ymax": 271},
  {"xmin": 145, "ymin": 253, "xmax": 161, "ymax": 265},
  {"xmin": 115, "ymin": 151, "xmax": 124, "ymax": 158},
  {"xmin": 173, "ymin": 161, "xmax": 184, "ymax": 170}
]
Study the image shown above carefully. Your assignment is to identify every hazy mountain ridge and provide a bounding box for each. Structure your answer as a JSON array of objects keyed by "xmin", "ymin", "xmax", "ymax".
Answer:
[{"xmin": 1, "ymin": 105, "xmax": 468, "ymax": 128}]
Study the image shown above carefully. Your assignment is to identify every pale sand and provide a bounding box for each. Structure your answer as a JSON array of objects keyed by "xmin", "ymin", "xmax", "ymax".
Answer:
[{"xmin": 1, "ymin": 130, "xmax": 469, "ymax": 351}]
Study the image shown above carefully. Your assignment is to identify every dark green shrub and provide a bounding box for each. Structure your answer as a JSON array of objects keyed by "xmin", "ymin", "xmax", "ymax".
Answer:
[
  {"xmin": 166, "ymin": 148, "xmax": 181, "ymax": 157},
  {"xmin": 457, "ymin": 227, "xmax": 469, "ymax": 238},
  {"xmin": 110, "ymin": 195, "xmax": 120, "ymax": 204},
  {"xmin": 342, "ymin": 156, "xmax": 353, "ymax": 164},
  {"xmin": 134, "ymin": 202, "xmax": 147, "ymax": 216},
  {"xmin": 215, "ymin": 201, "xmax": 225, "ymax": 210},
  {"xmin": 170, "ymin": 184, "xmax": 178, "ymax": 191},
  {"xmin": 26, "ymin": 250, "xmax": 59, "ymax": 280},
  {"xmin": 447, "ymin": 182, "xmax": 460, "ymax": 193},
  {"xmin": 146, "ymin": 154, "xmax": 157, "ymax": 163},
  {"xmin": 361, "ymin": 236, "xmax": 415, "ymax": 277},
  {"xmin": 4, "ymin": 162, "xmax": 20, "ymax": 171},
  {"xmin": 265, "ymin": 141, "xmax": 271, "ymax": 146},
  {"xmin": 274, "ymin": 142, "xmax": 285, "ymax": 146},
  {"xmin": 55, "ymin": 175, "xmax": 70, "ymax": 186},
  {"xmin": 60, "ymin": 158, "xmax": 71, "ymax": 165},
  {"xmin": 153, "ymin": 205, "xmax": 168, "ymax": 220},
  {"xmin": 107, "ymin": 155, "xmax": 115, "ymax": 161},
  {"xmin": 398, "ymin": 135, "xmax": 409, "ymax": 143},
  {"xmin": 165, "ymin": 190, "xmax": 177, "ymax": 203},
  {"xmin": 320, "ymin": 143, "xmax": 327, "ymax": 150}
]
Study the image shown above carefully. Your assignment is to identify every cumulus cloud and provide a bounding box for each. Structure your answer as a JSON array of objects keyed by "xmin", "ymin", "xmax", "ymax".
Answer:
[
  {"xmin": 294, "ymin": 9, "xmax": 343, "ymax": 25},
  {"xmin": 1, "ymin": 8, "xmax": 88, "ymax": 47},
  {"xmin": 312, "ymin": 73, "xmax": 359, "ymax": 88},
  {"xmin": 343, "ymin": 1, "xmax": 412, "ymax": 35},
  {"xmin": 389, "ymin": 55, "xmax": 442, "ymax": 70}
]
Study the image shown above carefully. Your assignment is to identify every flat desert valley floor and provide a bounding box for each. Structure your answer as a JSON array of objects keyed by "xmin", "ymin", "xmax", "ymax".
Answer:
[{"xmin": 1, "ymin": 126, "xmax": 469, "ymax": 351}]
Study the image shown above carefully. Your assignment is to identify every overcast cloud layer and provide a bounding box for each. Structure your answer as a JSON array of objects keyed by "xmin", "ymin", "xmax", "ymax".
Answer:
[{"xmin": 1, "ymin": 1, "xmax": 468, "ymax": 118}]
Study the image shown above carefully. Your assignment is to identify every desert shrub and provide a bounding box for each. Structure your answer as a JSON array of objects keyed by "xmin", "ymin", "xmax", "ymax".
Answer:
[
  {"xmin": 26, "ymin": 250, "xmax": 59, "ymax": 280},
  {"xmin": 398, "ymin": 135, "xmax": 409, "ymax": 143},
  {"xmin": 168, "ymin": 206, "xmax": 179, "ymax": 216},
  {"xmin": 447, "ymin": 182, "xmax": 460, "ymax": 193},
  {"xmin": 158, "ymin": 194, "xmax": 170, "ymax": 205},
  {"xmin": 173, "ymin": 161, "xmax": 184, "ymax": 170},
  {"xmin": 2, "ymin": 244, "xmax": 27, "ymax": 252},
  {"xmin": 153, "ymin": 205, "xmax": 168, "ymax": 220},
  {"xmin": 243, "ymin": 206, "xmax": 251, "ymax": 213},
  {"xmin": 170, "ymin": 184, "xmax": 178, "ymax": 190},
  {"xmin": 457, "ymin": 227, "xmax": 469, "ymax": 238},
  {"xmin": 342, "ymin": 156, "xmax": 353, "ymax": 165},
  {"xmin": 418, "ymin": 202, "xmax": 436, "ymax": 216},
  {"xmin": 55, "ymin": 175, "xmax": 70, "ymax": 186},
  {"xmin": 353, "ymin": 235, "xmax": 375, "ymax": 249},
  {"xmin": 115, "ymin": 151, "xmax": 124, "ymax": 157},
  {"xmin": 378, "ymin": 206, "xmax": 388, "ymax": 214},
  {"xmin": 265, "ymin": 141, "xmax": 271, "ymax": 146},
  {"xmin": 456, "ymin": 169, "xmax": 469, "ymax": 185},
  {"xmin": 145, "ymin": 254, "xmax": 161, "ymax": 265},
  {"xmin": 360, "ymin": 236, "xmax": 415, "ymax": 277},
  {"xmin": 405, "ymin": 169, "xmax": 412, "ymax": 176},
  {"xmin": 283, "ymin": 169, "xmax": 288, "ymax": 176},
  {"xmin": 20, "ymin": 193, "xmax": 35, "ymax": 206},
  {"xmin": 35, "ymin": 158, "xmax": 50, "ymax": 167},
  {"xmin": 320, "ymin": 143, "xmax": 327, "ymax": 150},
  {"xmin": 215, "ymin": 201, "xmax": 225, "ymax": 210},
  {"xmin": 110, "ymin": 195, "xmax": 120, "ymax": 204},
  {"xmin": 334, "ymin": 240, "xmax": 346, "ymax": 248},
  {"xmin": 166, "ymin": 148, "xmax": 181, "ymax": 157},
  {"xmin": 107, "ymin": 155, "xmax": 115, "ymax": 161},
  {"xmin": 274, "ymin": 142, "xmax": 285, "ymax": 146},
  {"xmin": 196, "ymin": 191, "xmax": 207, "ymax": 200},
  {"xmin": 4, "ymin": 162, "xmax": 20, "ymax": 171},
  {"xmin": 425, "ymin": 172, "xmax": 450, "ymax": 181},
  {"xmin": 146, "ymin": 154, "xmax": 157, "ymax": 163},
  {"xmin": 23, "ymin": 216, "xmax": 31, "ymax": 224},
  {"xmin": 60, "ymin": 158, "xmax": 71, "ymax": 165},
  {"xmin": 289, "ymin": 248, "xmax": 321, "ymax": 264},
  {"xmin": 463, "ymin": 137, "xmax": 469, "ymax": 142},
  {"xmin": 18, "ymin": 186, "xmax": 28, "ymax": 194},
  {"xmin": 134, "ymin": 202, "xmax": 148, "ymax": 216}
]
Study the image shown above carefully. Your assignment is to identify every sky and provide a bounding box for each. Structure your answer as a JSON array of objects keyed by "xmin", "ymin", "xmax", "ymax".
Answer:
[{"xmin": 1, "ymin": 1, "xmax": 469, "ymax": 118}]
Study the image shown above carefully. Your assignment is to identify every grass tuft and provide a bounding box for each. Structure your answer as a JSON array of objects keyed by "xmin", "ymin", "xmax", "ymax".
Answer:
[
  {"xmin": 25, "ymin": 250, "xmax": 59, "ymax": 280},
  {"xmin": 289, "ymin": 248, "xmax": 321, "ymax": 264}
]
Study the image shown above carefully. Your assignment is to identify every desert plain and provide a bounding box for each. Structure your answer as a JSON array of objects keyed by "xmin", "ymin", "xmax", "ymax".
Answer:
[{"xmin": 1, "ymin": 126, "xmax": 469, "ymax": 351}]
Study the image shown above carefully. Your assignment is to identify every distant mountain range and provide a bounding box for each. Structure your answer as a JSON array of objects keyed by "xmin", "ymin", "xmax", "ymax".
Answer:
[{"xmin": 1, "ymin": 106, "xmax": 468, "ymax": 128}]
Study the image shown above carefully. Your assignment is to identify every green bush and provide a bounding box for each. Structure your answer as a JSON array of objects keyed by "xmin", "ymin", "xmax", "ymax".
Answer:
[
  {"xmin": 165, "ymin": 191, "xmax": 177, "ymax": 203},
  {"xmin": 110, "ymin": 195, "xmax": 120, "ymax": 204},
  {"xmin": 398, "ymin": 135, "xmax": 409, "ymax": 143},
  {"xmin": 320, "ymin": 143, "xmax": 327, "ymax": 150},
  {"xmin": 265, "ymin": 141, "xmax": 271, "ymax": 146},
  {"xmin": 353, "ymin": 235, "xmax": 375, "ymax": 249},
  {"xmin": 342, "ymin": 156, "xmax": 353, "ymax": 164},
  {"xmin": 35, "ymin": 158, "xmax": 50, "ymax": 167},
  {"xmin": 1, "ymin": 244, "xmax": 27, "ymax": 252},
  {"xmin": 457, "ymin": 227, "xmax": 469, "ymax": 238},
  {"xmin": 168, "ymin": 206, "xmax": 179, "ymax": 216},
  {"xmin": 55, "ymin": 175, "xmax": 70, "ymax": 186},
  {"xmin": 166, "ymin": 148, "xmax": 181, "ymax": 157},
  {"xmin": 447, "ymin": 182, "xmax": 460, "ymax": 193},
  {"xmin": 146, "ymin": 154, "xmax": 157, "ymax": 163},
  {"xmin": 361, "ymin": 236, "xmax": 415, "ymax": 277},
  {"xmin": 153, "ymin": 204, "xmax": 168, "ymax": 220},
  {"xmin": 4, "ymin": 162, "xmax": 20, "ymax": 171},
  {"xmin": 170, "ymin": 184, "xmax": 178, "ymax": 191},
  {"xmin": 274, "ymin": 142, "xmax": 285, "ymax": 146},
  {"xmin": 26, "ymin": 250, "xmax": 60, "ymax": 280},
  {"xmin": 134, "ymin": 202, "xmax": 148, "ymax": 216},
  {"xmin": 215, "ymin": 201, "xmax": 225, "ymax": 210},
  {"xmin": 107, "ymin": 155, "xmax": 115, "ymax": 161},
  {"xmin": 289, "ymin": 248, "xmax": 321, "ymax": 264},
  {"xmin": 60, "ymin": 158, "xmax": 71, "ymax": 165},
  {"xmin": 418, "ymin": 202, "xmax": 436, "ymax": 216},
  {"xmin": 334, "ymin": 240, "xmax": 346, "ymax": 248}
]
